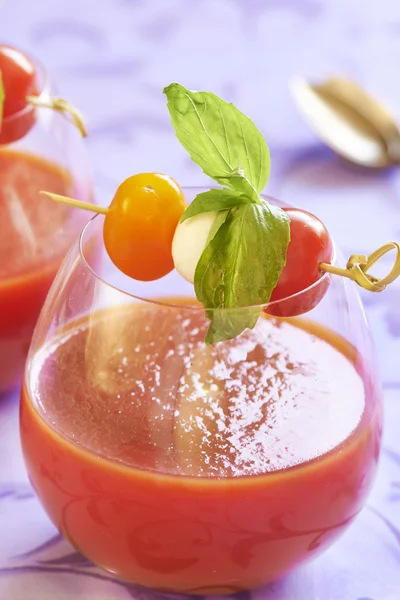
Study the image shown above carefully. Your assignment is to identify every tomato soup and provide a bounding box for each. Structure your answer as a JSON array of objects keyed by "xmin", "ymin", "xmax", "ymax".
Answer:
[
  {"xmin": 20, "ymin": 303, "xmax": 382, "ymax": 593},
  {"xmin": 0, "ymin": 150, "xmax": 86, "ymax": 392}
]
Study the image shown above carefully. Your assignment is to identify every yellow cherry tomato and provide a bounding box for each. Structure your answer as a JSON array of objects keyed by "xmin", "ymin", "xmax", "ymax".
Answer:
[{"xmin": 103, "ymin": 173, "xmax": 186, "ymax": 281}]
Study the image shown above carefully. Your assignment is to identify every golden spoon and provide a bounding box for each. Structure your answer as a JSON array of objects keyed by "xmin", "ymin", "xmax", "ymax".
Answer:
[{"xmin": 290, "ymin": 76, "xmax": 400, "ymax": 168}]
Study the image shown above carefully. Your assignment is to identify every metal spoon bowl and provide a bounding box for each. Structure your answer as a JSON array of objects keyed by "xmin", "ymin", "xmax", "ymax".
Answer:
[{"xmin": 290, "ymin": 76, "xmax": 400, "ymax": 169}]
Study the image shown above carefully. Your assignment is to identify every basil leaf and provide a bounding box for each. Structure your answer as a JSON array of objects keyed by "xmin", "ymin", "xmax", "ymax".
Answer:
[
  {"xmin": 206, "ymin": 210, "xmax": 228, "ymax": 244},
  {"xmin": 0, "ymin": 72, "xmax": 4, "ymax": 132},
  {"xmin": 195, "ymin": 202, "xmax": 290, "ymax": 344},
  {"xmin": 204, "ymin": 307, "xmax": 260, "ymax": 345},
  {"xmin": 181, "ymin": 188, "xmax": 252, "ymax": 223},
  {"xmin": 164, "ymin": 84, "xmax": 270, "ymax": 201}
]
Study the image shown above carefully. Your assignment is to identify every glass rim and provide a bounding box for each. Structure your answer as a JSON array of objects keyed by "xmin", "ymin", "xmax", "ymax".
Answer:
[
  {"xmin": 1, "ymin": 47, "xmax": 51, "ymax": 124},
  {"xmin": 79, "ymin": 189, "xmax": 336, "ymax": 313}
]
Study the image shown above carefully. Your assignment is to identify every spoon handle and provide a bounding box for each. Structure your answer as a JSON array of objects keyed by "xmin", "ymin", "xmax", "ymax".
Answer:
[{"xmin": 320, "ymin": 78, "xmax": 400, "ymax": 151}]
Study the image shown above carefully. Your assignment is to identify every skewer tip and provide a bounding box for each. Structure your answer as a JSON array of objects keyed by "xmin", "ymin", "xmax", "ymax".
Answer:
[{"xmin": 39, "ymin": 190, "xmax": 108, "ymax": 215}]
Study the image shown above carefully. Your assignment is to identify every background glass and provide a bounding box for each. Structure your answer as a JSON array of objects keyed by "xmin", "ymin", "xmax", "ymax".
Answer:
[{"xmin": 0, "ymin": 56, "xmax": 93, "ymax": 393}]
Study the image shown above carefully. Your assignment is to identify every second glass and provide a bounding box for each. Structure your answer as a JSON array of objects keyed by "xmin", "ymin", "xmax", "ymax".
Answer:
[{"xmin": 0, "ymin": 52, "xmax": 92, "ymax": 393}]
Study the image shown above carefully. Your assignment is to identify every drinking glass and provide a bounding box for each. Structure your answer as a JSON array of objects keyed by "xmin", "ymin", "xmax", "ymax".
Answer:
[
  {"xmin": 0, "ymin": 52, "xmax": 93, "ymax": 393},
  {"xmin": 20, "ymin": 189, "xmax": 382, "ymax": 595}
]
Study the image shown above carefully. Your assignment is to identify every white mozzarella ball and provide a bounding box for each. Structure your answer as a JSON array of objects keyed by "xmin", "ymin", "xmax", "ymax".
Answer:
[{"xmin": 172, "ymin": 211, "xmax": 217, "ymax": 283}]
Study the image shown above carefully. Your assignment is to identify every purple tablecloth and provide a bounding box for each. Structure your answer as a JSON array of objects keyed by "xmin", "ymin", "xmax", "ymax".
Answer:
[{"xmin": 1, "ymin": 1, "xmax": 400, "ymax": 598}]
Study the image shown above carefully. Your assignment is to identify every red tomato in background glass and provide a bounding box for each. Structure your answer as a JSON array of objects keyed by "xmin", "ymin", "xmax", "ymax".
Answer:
[{"xmin": 0, "ymin": 45, "xmax": 40, "ymax": 144}]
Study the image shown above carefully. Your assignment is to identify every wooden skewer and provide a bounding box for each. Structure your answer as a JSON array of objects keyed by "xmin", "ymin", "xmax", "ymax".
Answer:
[
  {"xmin": 40, "ymin": 191, "xmax": 108, "ymax": 215},
  {"xmin": 40, "ymin": 190, "xmax": 400, "ymax": 294},
  {"xmin": 320, "ymin": 241, "xmax": 400, "ymax": 292},
  {"xmin": 27, "ymin": 96, "xmax": 88, "ymax": 138}
]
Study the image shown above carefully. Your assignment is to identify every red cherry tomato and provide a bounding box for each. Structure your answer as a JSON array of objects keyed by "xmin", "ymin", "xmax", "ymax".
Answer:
[
  {"xmin": 267, "ymin": 208, "xmax": 334, "ymax": 317},
  {"xmin": 103, "ymin": 173, "xmax": 186, "ymax": 281},
  {"xmin": 0, "ymin": 45, "xmax": 40, "ymax": 144}
]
